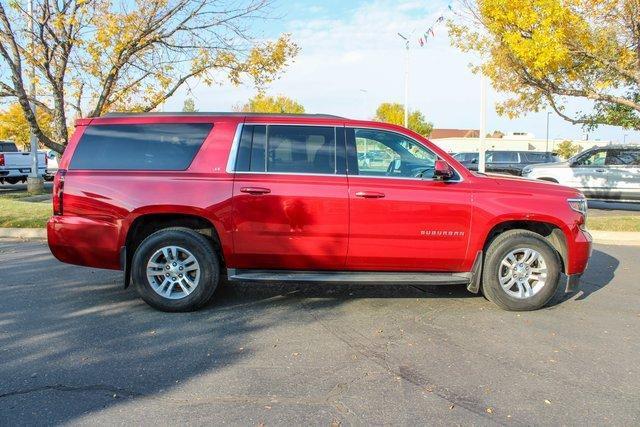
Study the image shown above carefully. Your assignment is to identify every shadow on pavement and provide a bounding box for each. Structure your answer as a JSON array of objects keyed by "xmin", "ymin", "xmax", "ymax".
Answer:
[
  {"xmin": 0, "ymin": 243, "xmax": 620, "ymax": 424},
  {"xmin": 548, "ymin": 248, "xmax": 619, "ymax": 307}
]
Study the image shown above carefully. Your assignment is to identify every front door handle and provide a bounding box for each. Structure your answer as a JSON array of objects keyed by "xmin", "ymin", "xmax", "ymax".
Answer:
[
  {"xmin": 240, "ymin": 187, "xmax": 271, "ymax": 195},
  {"xmin": 355, "ymin": 191, "xmax": 385, "ymax": 199},
  {"xmin": 595, "ymin": 168, "xmax": 606, "ymax": 173}
]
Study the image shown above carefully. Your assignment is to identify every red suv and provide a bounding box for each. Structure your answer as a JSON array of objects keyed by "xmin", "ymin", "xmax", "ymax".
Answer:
[{"xmin": 48, "ymin": 113, "xmax": 592, "ymax": 312}]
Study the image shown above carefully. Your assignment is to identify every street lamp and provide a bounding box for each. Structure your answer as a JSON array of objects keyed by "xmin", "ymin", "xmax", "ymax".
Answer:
[
  {"xmin": 623, "ymin": 134, "xmax": 628, "ymax": 144},
  {"xmin": 397, "ymin": 32, "xmax": 410, "ymax": 128},
  {"xmin": 546, "ymin": 112, "xmax": 551, "ymax": 152}
]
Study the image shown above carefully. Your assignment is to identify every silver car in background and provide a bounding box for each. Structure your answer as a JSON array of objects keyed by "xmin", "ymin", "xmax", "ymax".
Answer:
[{"xmin": 522, "ymin": 145, "xmax": 640, "ymax": 202}]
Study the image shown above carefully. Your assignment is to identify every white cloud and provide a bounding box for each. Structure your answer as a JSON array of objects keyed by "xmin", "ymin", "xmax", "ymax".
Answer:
[{"xmin": 166, "ymin": 0, "xmax": 639, "ymax": 143}]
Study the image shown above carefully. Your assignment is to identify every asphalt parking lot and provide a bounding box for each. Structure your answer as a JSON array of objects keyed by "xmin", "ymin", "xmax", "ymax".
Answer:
[{"xmin": 1, "ymin": 240, "xmax": 639, "ymax": 425}]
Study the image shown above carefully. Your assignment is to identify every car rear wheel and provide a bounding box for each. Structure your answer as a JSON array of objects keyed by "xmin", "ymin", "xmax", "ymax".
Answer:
[
  {"xmin": 482, "ymin": 230, "xmax": 561, "ymax": 311},
  {"xmin": 132, "ymin": 227, "xmax": 219, "ymax": 312}
]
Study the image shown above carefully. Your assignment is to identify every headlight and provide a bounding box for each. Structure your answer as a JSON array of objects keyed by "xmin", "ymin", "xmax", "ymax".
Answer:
[{"xmin": 568, "ymin": 197, "xmax": 587, "ymax": 217}]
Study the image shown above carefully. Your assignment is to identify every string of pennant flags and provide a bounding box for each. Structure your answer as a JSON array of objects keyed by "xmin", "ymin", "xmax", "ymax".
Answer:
[{"xmin": 418, "ymin": 4, "xmax": 452, "ymax": 47}]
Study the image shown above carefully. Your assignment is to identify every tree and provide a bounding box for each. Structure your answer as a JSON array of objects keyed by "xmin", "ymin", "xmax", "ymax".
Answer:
[
  {"xmin": 0, "ymin": 1, "xmax": 299, "ymax": 153},
  {"xmin": 0, "ymin": 102, "xmax": 52, "ymax": 150},
  {"xmin": 449, "ymin": 0, "xmax": 640, "ymax": 130},
  {"xmin": 555, "ymin": 140, "xmax": 582, "ymax": 159},
  {"xmin": 237, "ymin": 94, "xmax": 305, "ymax": 113},
  {"xmin": 182, "ymin": 98, "xmax": 197, "ymax": 113},
  {"xmin": 373, "ymin": 103, "xmax": 433, "ymax": 136}
]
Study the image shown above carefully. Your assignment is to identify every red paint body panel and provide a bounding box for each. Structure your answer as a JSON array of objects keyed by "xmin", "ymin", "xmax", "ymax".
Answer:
[
  {"xmin": 230, "ymin": 173, "xmax": 349, "ymax": 269},
  {"xmin": 346, "ymin": 176, "xmax": 473, "ymax": 271},
  {"xmin": 47, "ymin": 114, "xmax": 592, "ymax": 278}
]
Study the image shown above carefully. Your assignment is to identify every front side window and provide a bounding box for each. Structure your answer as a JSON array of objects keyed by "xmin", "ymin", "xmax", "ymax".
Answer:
[
  {"xmin": 574, "ymin": 149, "xmax": 607, "ymax": 166},
  {"xmin": 70, "ymin": 123, "xmax": 212, "ymax": 170},
  {"xmin": 351, "ymin": 128, "xmax": 437, "ymax": 178},
  {"xmin": 236, "ymin": 125, "xmax": 338, "ymax": 175}
]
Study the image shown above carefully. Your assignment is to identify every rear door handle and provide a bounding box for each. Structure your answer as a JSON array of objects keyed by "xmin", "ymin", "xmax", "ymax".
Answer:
[
  {"xmin": 595, "ymin": 168, "xmax": 606, "ymax": 173},
  {"xmin": 240, "ymin": 187, "xmax": 271, "ymax": 195},
  {"xmin": 355, "ymin": 191, "xmax": 385, "ymax": 199}
]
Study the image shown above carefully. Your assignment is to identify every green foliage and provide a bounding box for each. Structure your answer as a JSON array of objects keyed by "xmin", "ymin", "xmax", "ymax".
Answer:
[
  {"xmin": 239, "ymin": 94, "xmax": 305, "ymax": 114},
  {"xmin": 182, "ymin": 98, "xmax": 197, "ymax": 113},
  {"xmin": 555, "ymin": 140, "xmax": 582, "ymax": 159},
  {"xmin": 449, "ymin": 0, "xmax": 640, "ymax": 130},
  {"xmin": 373, "ymin": 103, "xmax": 433, "ymax": 137}
]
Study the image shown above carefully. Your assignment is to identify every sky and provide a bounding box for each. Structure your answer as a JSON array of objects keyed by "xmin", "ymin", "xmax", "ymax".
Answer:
[{"xmin": 161, "ymin": 0, "xmax": 640, "ymax": 144}]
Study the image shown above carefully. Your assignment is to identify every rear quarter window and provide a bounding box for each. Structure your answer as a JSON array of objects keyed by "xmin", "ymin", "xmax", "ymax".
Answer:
[{"xmin": 69, "ymin": 123, "xmax": 212, "ymax": 170}]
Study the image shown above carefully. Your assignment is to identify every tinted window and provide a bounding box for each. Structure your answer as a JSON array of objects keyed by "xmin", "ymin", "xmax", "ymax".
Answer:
[
  {"xmin": 0, "ymin": 142, "xmax": 18, "ymax": 152},
  {"xmin": 235, "ymin": 125, "xmax": 266, "ymax": 172},
  {"xmin": 351, "ymin": 128, "xmax": 437, "ymax": 178},
  {"xmin": 522, "ymin": 152, "xmax": 556, "ymax": 162},
  {"xmin": 575, "ymin": 149, "xmax": 607, "ymax": 166},
  {"xmin": 237, "ymin": 125, "xmax": 337, "ymax": 174},
  {"xmin": 487, "ymin": 151, "xmax": 518, "ymax": 163},
  {"xmin": 605, "ymin": 149, "xmax": 640, "ymax": 166},
  {"xmin": 70, "ymin": 124, "xmax": 212, "ymax": 170},
  {"xmin": 267, "ymin": 126, "xmax": 336, "ymax": 174}
]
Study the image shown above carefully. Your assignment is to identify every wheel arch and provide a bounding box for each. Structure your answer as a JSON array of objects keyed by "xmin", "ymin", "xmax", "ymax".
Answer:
[
  {"xmin": 481, "ymin": 220, "xmax": 568, "ymax": 275},
  {"xmin": 122, "ymin": 212, "xmax": 228, "ymax": 287}
]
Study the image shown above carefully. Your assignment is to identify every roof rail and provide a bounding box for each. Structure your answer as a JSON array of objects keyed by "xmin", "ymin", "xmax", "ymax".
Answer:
[{"xmin": 102, "ymin": 112, "xmax": 346, "ymax": 119}]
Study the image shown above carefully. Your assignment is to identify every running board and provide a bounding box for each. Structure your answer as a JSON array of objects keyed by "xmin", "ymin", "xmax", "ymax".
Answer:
[{"xmin": 227, "ymin": 269, "xmax": 471, "ymax": 285}]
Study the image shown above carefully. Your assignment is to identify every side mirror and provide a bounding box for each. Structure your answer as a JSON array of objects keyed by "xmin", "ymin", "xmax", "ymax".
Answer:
[{"xmin": 434, "ymin": 159, "xmax": 454, "ymax": 180}]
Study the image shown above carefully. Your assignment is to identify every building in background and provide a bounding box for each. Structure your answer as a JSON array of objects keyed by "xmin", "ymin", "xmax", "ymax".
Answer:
[{"xmin": 428, "ymin": 128, "xmax": 608, "ymax": 155}]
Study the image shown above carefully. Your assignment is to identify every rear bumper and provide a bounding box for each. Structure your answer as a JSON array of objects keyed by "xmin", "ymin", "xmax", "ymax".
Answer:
[
  {"xmin": 47, "ymin": 215, "xmax": 122, "ymax": 270},
  {"xmin": 0, "ymin": 167, "xmax": 47, "ymax": 178}
]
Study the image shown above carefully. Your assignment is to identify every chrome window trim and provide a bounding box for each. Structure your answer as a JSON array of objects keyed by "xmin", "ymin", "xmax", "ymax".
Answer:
[
  {"xmin": 226, "ymin": 122, "xmax": 343, "ymax": 176},
  {"xmin": 225, "ymin": 123, "xmax": 244, "ymax": 173},
  {"xmin": 232, "ymin": 171, "xmax": 348, "ymax": 178},
  {"xmin": 226, "ymin": 122, "xmax": 465, "ymax": 183}
]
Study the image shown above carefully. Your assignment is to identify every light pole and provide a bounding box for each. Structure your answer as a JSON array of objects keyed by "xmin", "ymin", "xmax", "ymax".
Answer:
[
  {"xmin": 478, "ymin": 74, "xmax": 487, "ymax": 173},
  {"xmin": 397, "ymin": 32, "xmax": 410, "ymax": 128},
  {"xmin": 27, "ymin": 0, "xmax": 43, "ymax": 194},
  {"xmin": 546, "ymin": 112, "xmax": 551, "ymax": 152},
  {"xmin": 359, "ymin": 89, "xmax": 368, "ymax": 120},
  {"xmin": 623, "ymin": 134, "xmax": 628, "ymax": 144}
]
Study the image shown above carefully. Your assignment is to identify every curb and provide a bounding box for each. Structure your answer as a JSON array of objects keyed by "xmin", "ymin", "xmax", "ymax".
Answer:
[
  {"xmin": 0, "ymin": 228, "xmax": 46, "ymax": 240},
  {"xmin": 589, "ymin": 230, "xmax": 640, "ymax": 246},
  {"xmin": 1, "ymin": 228, "xmax": 639, "ymax": 246}
]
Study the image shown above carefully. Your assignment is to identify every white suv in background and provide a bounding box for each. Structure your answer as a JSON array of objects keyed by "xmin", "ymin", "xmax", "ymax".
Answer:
[{"xmin": 522, "ymin": 145, "xmax": 640, "ymax": 202}]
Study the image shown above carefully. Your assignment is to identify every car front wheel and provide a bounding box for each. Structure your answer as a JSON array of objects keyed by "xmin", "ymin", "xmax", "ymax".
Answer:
[
  {"xmin": 482, "ymin": 229, "xmax": 561, "ymax": 311},
  {"xmin": 132, "ymin": 227, "xmax": 220, "ymax": 312}
]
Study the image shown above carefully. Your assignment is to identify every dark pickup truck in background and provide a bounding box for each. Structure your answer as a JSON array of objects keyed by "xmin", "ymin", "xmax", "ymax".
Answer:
[{"xmin": 453, "ymin": 151, "xmax": 560, "ymax": 176}]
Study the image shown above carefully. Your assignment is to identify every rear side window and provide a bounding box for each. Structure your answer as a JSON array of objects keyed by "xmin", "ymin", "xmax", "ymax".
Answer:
[
  {"xmin": 0, "ymin": 142, "xmax": 18, "ymax": 152},
  {"xmin": 487, "ymin": 151, "xmax": 518, "ymax": 163},
  {"xmin": 69, "ymin": 123, "xmax": 212, "ymax": 170},
  {"xmin": 236, "ymin": 125, "xmax": 339, "ymax": 175},
  {"xmin": 606, "ymin": 149, "xmax": 640, "ymax": 166}
]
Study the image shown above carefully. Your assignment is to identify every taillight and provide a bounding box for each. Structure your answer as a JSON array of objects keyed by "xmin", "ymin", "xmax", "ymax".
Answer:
[
  {"xmin": 0, "ymin": 154, "xmax": 4, "ymax": 166},
  {"xmin": 52, "ymin": 169, "xmax": 66, "ymax": 215}
]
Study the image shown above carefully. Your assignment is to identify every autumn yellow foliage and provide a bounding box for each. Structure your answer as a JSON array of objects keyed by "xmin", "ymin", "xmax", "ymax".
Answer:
[{"xmin": 449, "ymin": 0, "xmax": 640, "ymax": 129}]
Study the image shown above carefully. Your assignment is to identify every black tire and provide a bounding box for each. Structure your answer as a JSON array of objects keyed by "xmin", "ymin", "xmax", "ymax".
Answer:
[
  {"xmin": 482, "ymin": 229, "xmax": 561, "ymax": 311},
  {"xmin": 132, "ymin": 227, "xmax": 220, "ymax": 312}
]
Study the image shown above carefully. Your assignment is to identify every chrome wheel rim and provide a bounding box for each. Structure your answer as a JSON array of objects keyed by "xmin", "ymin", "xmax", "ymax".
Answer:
[
  {"xmin": 146, "ymin": 246, "xmax": 201, "ymax": 300},
  {"xmin": 498, "ymin": 248, "xmax": 547, "ymax": 299}
]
